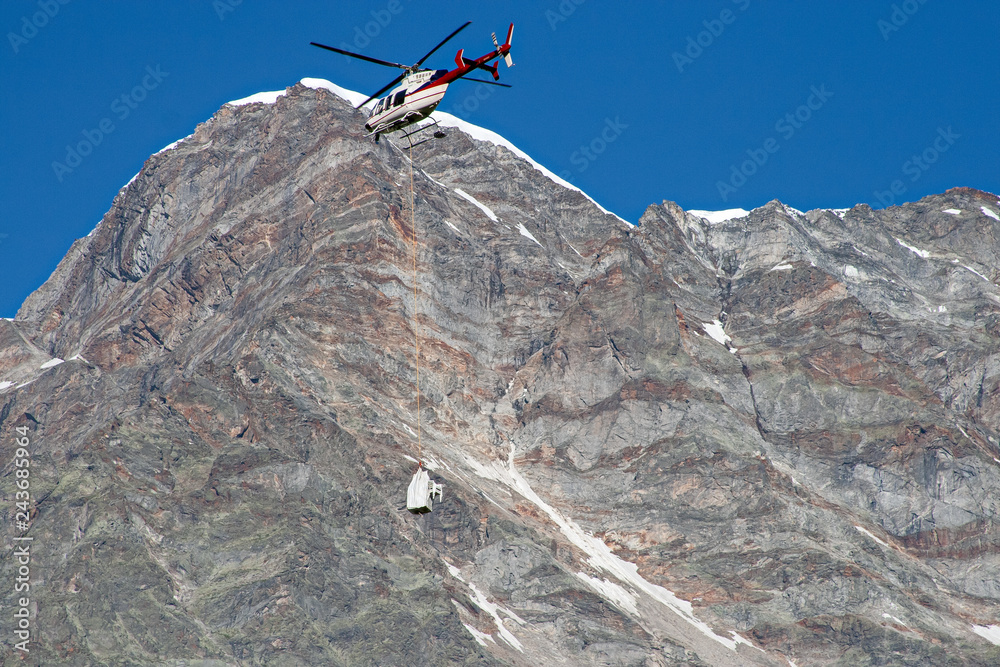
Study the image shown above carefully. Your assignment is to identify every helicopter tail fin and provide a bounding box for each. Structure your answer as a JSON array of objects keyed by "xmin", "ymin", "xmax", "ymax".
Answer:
[
  {"xmin": 503, "ymin": 23, "xmax": 514, "ymax": 67},
  {"xmin": 501, "ymin": 23, "xmax": 514, "ymax": 67},
  {"xmin": 492, "ymin": 24, "xmax": 514, "ymax": 68}
]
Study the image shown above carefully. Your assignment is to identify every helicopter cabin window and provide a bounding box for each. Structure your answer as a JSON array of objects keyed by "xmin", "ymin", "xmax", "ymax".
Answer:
[{"xmin": 393, "ymin": 91, "xmax": 406, "ymax": 107}]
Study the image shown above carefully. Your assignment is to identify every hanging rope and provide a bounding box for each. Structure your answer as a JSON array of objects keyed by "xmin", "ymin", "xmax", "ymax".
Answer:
[{"xmin": 408, "ymin": 143, "xmax": 422, "ymax": 466}]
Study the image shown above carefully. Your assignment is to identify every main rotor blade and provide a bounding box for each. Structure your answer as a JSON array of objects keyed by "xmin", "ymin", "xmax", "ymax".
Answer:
[
  {"xmin": 414, "ymin": 21, "xmax": 472, "ymax": 67},
  {"xmin": 310, "ymin": 42, "xmax": 409, "ymax": 70},
  {"xmin": 356, "ymin": 71, "xmax": 407, "ymax": 109},
  {"xmin": 457, "ymin": 77, "xmax": 512, "ymax": 88}
]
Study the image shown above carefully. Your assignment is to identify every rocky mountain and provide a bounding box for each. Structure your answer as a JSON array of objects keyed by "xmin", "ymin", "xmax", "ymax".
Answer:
[{"xmin": 3, "ymin": 79, "xmax": 1000, "ymax": 666}]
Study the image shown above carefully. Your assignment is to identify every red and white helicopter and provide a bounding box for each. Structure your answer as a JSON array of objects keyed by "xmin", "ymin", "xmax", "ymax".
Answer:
[{"xmin": 311, "ymin": 21, "xmax": 514, "ymax": 145}]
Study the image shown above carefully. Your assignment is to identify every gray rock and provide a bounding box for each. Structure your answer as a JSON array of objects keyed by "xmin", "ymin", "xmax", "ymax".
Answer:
[{"xmin": 2, "ymin": 82, "xmax": 999, "ymax": 665}]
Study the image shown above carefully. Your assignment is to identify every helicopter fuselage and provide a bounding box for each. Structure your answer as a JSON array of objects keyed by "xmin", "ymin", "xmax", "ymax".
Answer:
[{"xmin": 364, "ymin": 69, "xmax": 450, "ymax": 136}]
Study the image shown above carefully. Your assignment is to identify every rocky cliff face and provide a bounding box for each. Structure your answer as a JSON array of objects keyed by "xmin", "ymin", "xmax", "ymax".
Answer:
[{"xmin": 3, "ymin": 80, "xmax": 1000, "ymax": 666}]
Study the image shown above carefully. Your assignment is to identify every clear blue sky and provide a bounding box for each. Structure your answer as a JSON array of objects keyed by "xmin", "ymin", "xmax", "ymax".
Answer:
[{"xmin": 2, "ymin": 1, "xmax": 998, "ymax": 317}]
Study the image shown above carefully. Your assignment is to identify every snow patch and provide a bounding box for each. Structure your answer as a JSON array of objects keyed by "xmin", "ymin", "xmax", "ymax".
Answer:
[
  {"xmin": 943, "ymin": 208, "xmax": 962, "ymax": 215},
  {"xmin": 462, "ymin": 622, "xmax": 495, "ymax": 647},
  {"xmin": 689, "ymin": 209, "xmax": 749, "ymax": 224},
  {"xmin": 770, "ymin": 263, "xmax": 794, "ymax": 272},
  {"xmin": 467, "ymin": 582, "xmax": 524, "ymax": 652},
  {"xmin": 516, "ymin": 222, "xmax": 543, "ymax": 248},
  {"xmin": 454, "ymin": 188, "xmax": 499, "ymax": 222},
  {"xmin": 982, "ymin": 207, "xmax": 1000, "ymax": 222},
  {"xmin": 227, "ymin": 78, "xmax": 365, "ymax": 108},
  {"xmin": 479, "ymin": 491, "xmax": 506, "ymax": 510},
  {"xmin": 420, "ymin": 170, "xmax": 447, "ymax": 189},
  {"xmin": 299, "ymin": 78, "xmax": 370, "ymax": 107},
  {"xmin": 895, "ymin": 238, "xmax": 931, "ymax": 258},
  {"xmin": 703, "ymin": 320, "xmax": 731, "ymax": 348},
  {"xmin": 227, "ymin": 89, "xmax": 287, "ymax": 107},
  {"xmin": 422, "ymin": 455, "xmax": 445, "ymax": 471},
  {"xmin": 844, "ymin": 265, "xmax": 859, "ymax": 279},
  {"xmin": 972, "ymin": 624, "xmax": 1000, "ymax": 645},
  {"xmin": 402, "ymin": 453, "xmax": 439, "ymax": 471},
  {"xmin": 576, "ymin": 573, "xmax": 638, "ymax": 615},
  {"xmin": 965, "ymin": 266, "xmax": 990, "ymax": 282},
  {"xmin": 155, "ymin": 137, "xmax": 185, "ymax": 155},
  {"xmin": 432, "ymin": 110, "xmax": 629, "ymax": 225},
  {"xmin": 444, "ymin": 219, "xmax": 461, "ymax": 233},
  {"xmin": 39, "ymin": 358, "xmax": 65, "ymax": 370},
  {"xmin": 828, "ymin": 208, "xmax": 849, "ymax": 219},
  {"xmin": 467, "ymin": 446, "xmax": 753, "ymax": 652},
  {"xmin": 855, "ymin": 525, "xmax": 890, "ymax": 548},
  {"xmin": 882, "ymin": 613, "xmax": 907, "ymax": 627},
  {"xmin": 0, "ymin": 381, "xmax": 14, "ymax": 391}
]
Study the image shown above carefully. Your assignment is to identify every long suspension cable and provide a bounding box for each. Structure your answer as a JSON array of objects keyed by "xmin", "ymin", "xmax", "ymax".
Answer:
[{"xmin": 408, "ymin": 144, "xmax": 422, "ymax": 465}]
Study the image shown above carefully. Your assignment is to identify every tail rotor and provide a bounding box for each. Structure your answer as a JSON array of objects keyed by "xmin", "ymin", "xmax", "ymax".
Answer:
[{"xmin": 492, "ymin": 23, "xmax": 514, "ymax": 68}]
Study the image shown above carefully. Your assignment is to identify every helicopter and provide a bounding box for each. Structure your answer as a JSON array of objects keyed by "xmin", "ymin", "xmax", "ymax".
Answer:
[{"xmin": 311, "ymin": 21, "xmax": 514, "ymax": 144}]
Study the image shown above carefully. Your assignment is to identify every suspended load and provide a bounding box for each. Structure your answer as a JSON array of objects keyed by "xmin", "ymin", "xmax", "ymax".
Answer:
[{"xmin": 407, "ymin": 465, "xmax": 443, "ymax": 514}]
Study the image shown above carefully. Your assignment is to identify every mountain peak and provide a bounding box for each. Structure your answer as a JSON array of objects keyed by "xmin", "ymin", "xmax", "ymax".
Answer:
[{"xmin": 3, "ymin": 76, "xmax": 1000, "ymax": 665}]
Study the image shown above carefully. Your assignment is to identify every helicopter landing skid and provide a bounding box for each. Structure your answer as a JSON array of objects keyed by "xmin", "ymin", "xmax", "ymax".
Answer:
[{"xmin": 400, "ymin": 118, "xmax": 446, "ymax": 149}]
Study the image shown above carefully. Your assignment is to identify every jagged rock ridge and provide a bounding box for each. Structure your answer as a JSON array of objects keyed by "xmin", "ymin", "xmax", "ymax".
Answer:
[{"xmin": 2, "ymin": 80, "xmax": 1000, "ymax": 666}]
